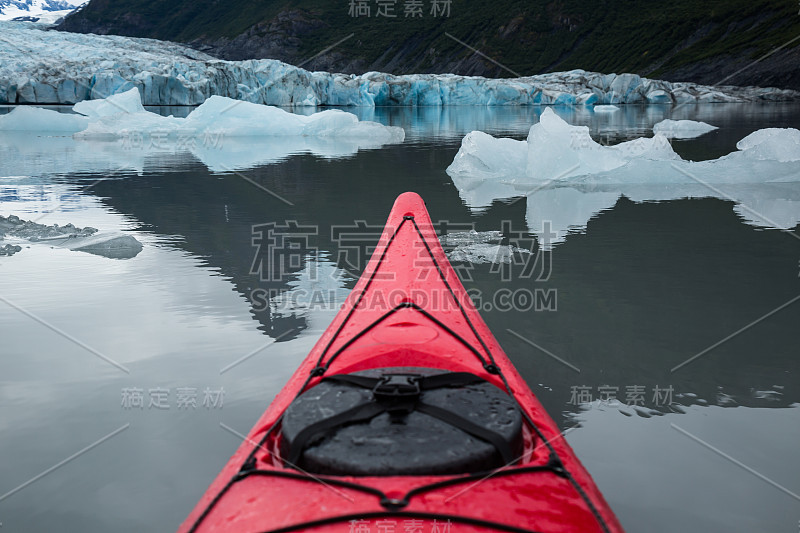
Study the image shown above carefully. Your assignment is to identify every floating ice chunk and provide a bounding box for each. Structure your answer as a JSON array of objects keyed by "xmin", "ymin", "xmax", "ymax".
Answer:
[
  {"xmin": 610, "ymin": 134, "xmax": 681, "ymax": 161},
  {"xmin": 439, "ymin": 230, "xmax": 503, "ymax": 247},
  {"xmin": 447, "ymin": 108, "xmax": 681, "ymax": 185},
  {"xmin": 735, "ymin": 128, "xmax": 800, "ymax": 162},
  {"xmin": 0, "ymin": 214, "xmax": 142, "ymax": 259},
  {"xmin": 653, "ymin": 119, "xmax": 718, "ymax": 139},
  {"xmin": 0, "ymin": 106, "xmax": 88, "ymax": 133},
  {"xmin": 446, "ymin": 112, "xmax": 800, "ymax": 246},
  {"xmin": 61, "ymin": 232, "xmax": 143, "ymax": 259},
  {"xmin": 592, "ymin": 105, "xmax": 619, "ymax": 113},
  {"xmin": 71, "ymin": 89, "xmax": 405, "ymax": 143},
  {"xmin": 72, "ymin": 87, "xmax": 146, "ymax": 117},
  {"xmin": 74, "ymin": 110, "xmax": 182, "ymax": 140},
  {"xmin": 447, "ymin": 131, "xmax": 527, "ymax": 181},
  {"xmin": 439, "ymin": 230, "xmax": 532, "ymax": 264},
  {"xmin": 526, "ymin": 109, "xmax": 627, "ymax": 181},
  {"xmin": 448, "ymin": 243, "xmax": 530, "ymax": 264}
]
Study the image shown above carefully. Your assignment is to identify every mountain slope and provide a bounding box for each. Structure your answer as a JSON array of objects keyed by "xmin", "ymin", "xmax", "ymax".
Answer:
[{"xmin": 57, "ymin": 0, "xmax": 800, "ymax": 89}]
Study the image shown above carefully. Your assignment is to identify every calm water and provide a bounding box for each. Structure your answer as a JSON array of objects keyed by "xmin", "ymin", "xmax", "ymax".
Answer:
[{"xmin": 1, "ymin": 103, "xmax": 799, "ymax": 532}]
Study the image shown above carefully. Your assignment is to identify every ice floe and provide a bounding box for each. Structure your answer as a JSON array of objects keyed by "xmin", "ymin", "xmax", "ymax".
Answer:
[
  {"xmin": 0, "ymin": 105, "xmax": 89, "ymax": 132},
  {"xmin": 0, "ymin": 87, "xmax": 405, "ymax": 171},
  {"xmin": 447, "ymin": 109, "xmax": 800, "ymax": 246},
  {"xmin": 448, "ymin": 108, "xmax": 681, "ymax": 183},
  {"xmin": 734, "ymin": 128, "xmax": 800, "ymax": 162},
  {"xmin": 438, "ymin": 230, "xmax": 531, "ymax": 264},
  {"xmin": 0, "ymin": 87, "xmax": 405, "ymax": 142},
  {"xmin": 0, "ymin": 214, "xmax": 142, "ymax": 258},
  {"xmin": 448, "ymin": 242, "xmax": 531, "ymax": 264},
  {"xmin": 653, "ymin": 119, "xmax": 718, "ymax": 139},
  {"xmin": 1, "ymin": 21, "xmax": 797, "ymax": 106}
]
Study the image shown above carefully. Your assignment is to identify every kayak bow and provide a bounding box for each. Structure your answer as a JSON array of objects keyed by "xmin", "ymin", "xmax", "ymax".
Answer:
[{"xmin": 180, "ymin": 192, "xmax": 623, "ymax": 533}]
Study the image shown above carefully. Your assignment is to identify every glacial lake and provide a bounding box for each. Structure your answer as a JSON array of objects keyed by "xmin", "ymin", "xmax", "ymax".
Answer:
[{"xmin": 1, "ymin": 102, "xmax": 799, "ymax": 532}]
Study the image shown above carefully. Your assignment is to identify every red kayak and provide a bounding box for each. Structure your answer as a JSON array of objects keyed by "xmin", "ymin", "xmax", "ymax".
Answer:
[{"xmin": 180, "ymin": 192, "xmax": 623, "ymax": 533}]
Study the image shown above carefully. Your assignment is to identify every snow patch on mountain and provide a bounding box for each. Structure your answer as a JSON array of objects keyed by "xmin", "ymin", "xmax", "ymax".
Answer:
[{"xmin": 0, "ymin": 0, "xmax": 85, "ymax": 23}]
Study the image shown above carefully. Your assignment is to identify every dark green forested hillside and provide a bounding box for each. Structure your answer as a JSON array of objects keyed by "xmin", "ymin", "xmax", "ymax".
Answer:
[{"xmin": 58, "ymin": 0, "xmax": 800, "ymax": 88}]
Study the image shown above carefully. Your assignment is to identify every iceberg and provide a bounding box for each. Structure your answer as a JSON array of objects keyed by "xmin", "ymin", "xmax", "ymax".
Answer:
[
  {"xmin": 448, "ymin": 108, "xmax": 680, "ymax": 185},
  {"xmin": 447, "ymin": 243, "xmax": 531, "ymax": 264},
  {"xmin": 0, "ymin": 214, "xmax": 142, "ymax": 259},
  {"xmin": 439, "ymin": 230, "xmax": 531, "ymax": 264},
  {"xmin": 439, "ymin": 230, "xmax": 504, "ymax": 247},
  {"xmin": 0, "ymin": 87, "xmax": 404, "ymax": 142},
  {"xmin": 69, "ymin": 90, "xmax": 405, "ymax": 142},
  {"xmin": 0, "ymin": 106, "xmax": 88, "ymax": 133},
  {"xmin": 1, "ymin": 21, "xmax": 797, "ymax": 106},
  {"xmin": 592, "ymin": 105, "xmax": 620, "ymax": 113},
  {"xmin": 446, "ymin": 109, "xmax": 800, "ymax": 246},
  {"xmin": 72, "ymin": 87, "xmax": 146, "ymax": 117},
  {"xmin": 734, "ymin": 128, "xmax": 800, "ymax": 162},
  {"xmin": 653, "ymin": 119, "xmax": 718, "ymax": 139},
  {"xmin": 0, "ymin": 87, "xmax": 405, "ymax": 171}
]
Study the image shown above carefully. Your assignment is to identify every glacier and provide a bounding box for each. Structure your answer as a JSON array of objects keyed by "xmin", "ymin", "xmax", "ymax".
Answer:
[
  {"xmin": 446, "ymin": 109, "xmax": 800, "ymax": 247},
  {"xmin": 1, "ymin": 21, "xmax": 798, "ymax": 107}
]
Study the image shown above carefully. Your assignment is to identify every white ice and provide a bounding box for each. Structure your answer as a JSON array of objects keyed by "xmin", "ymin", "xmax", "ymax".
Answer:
[
  {"xmin": 653, "ymin": 119, "xmax": 718, "ymax": 139},
  {"xmin": 0, "ymin": 106, "xmax": 88, "ymax": 132},
  {"xmin": 0, "ymin": 87, "xmax": 405, "ymax": 171},
  {"xmin": 439, "ymin": 230, "xmax": 503, "ymax": 247},
  {"xmin": 0, "ymin": 87, "xmax": 404, "ymax": 142},
  {"xmin": 72, "ymin": 91, "xmax": 405, "ymax": 143},
  {"xmin": 439, "ymin": 230, "xmax": 530, "ymax": 264},
  {"xmin": 447, "ymin": 243, "xmax": 531, "ymax": 264},
  {"xmin": 72, "ymin": 87, "xmax": 146, "ymax": 117},
  {"xmin": 592, "ymin": 105, "xmax": 619, "ymax": 113},
  {"xmin": 447, "ymin": 109, "xmax": 800, "ymax": 247},
  {"xmin": 735, "ymin": 128, "xmax": 800, "ymax": 162},
  {"xmin": 448, "ymin": 108, "xmax": 680, "ymax": 184}
]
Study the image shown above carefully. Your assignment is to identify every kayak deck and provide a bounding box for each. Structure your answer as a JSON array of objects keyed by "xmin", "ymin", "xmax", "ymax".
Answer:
[{"xmin": 179, "ymin": 192, "xmax": 623, "ymax": 533}]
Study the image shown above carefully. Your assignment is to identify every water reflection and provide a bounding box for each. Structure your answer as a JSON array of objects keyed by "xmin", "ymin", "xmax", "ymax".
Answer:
[
  {"xmin": 0, "ymin": 132, "xmax": 402, "ymax": 175},
  {"xmin": 1, "ymin": 102, "xmax": 799, "ymax": 533},
  {"xmin": 69, "ymin": 148, "xmax": 799, "ymax": 418},
  {"xmin": 450, "ymin": 180, "xmax": 800, "ymax": 247}
]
